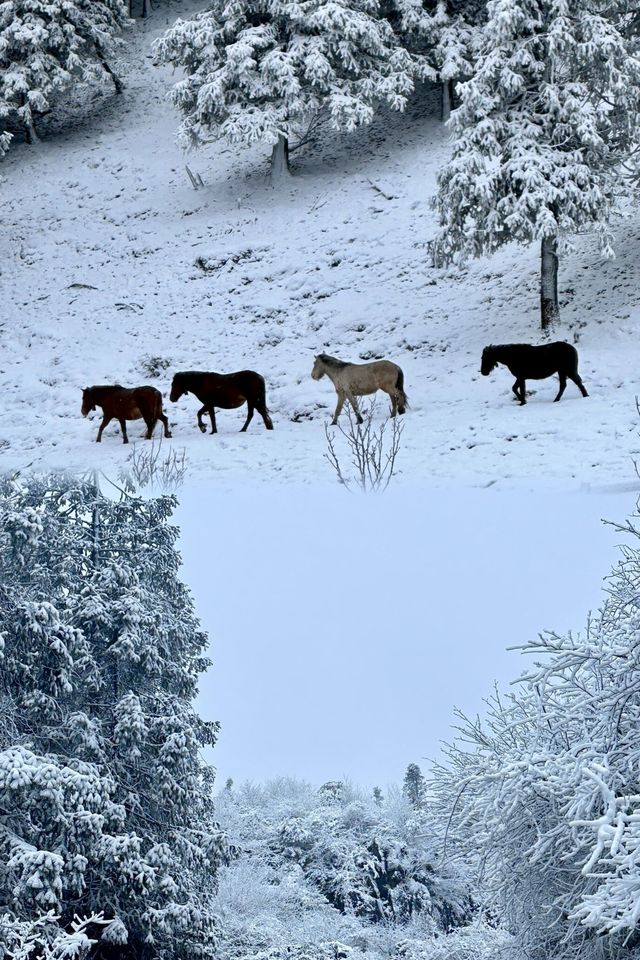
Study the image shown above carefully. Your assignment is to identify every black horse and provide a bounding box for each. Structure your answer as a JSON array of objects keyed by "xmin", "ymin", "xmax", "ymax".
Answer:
[
  {"xmin": 480, "ymin": 342, "xmax": 589, "ymax": 405},
  {"xmin": 169, "ymin": 370, "xmax": 274, "ymax": 433}
]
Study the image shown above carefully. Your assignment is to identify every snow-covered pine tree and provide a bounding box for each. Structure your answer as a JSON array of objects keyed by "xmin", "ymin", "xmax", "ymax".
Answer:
[
  {"xmin": 402, "ymin": 762, "xmax": 427, "ymax": 808},
  {"xmin": 0, "ymin": 0, "xmax": 129, "ymax": 147},
  {"xmin": 0, "ymin": 474, "xmax": 226, "ymax": 959},
  {"xmin": 153, "ymin": 0, "xmax": 432, "ymax": 180},
  {"xmin": 431, "ymin": 501, "xmax": 640, "ymax": 960},
  {"xmin": 434, "ymin": 0, "xmax": 640, "ymax": 328}
]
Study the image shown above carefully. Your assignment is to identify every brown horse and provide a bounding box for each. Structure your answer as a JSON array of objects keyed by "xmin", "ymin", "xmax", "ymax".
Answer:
[
  {"xmin": 311, "ymin": 353, "xmax": 408, "ymax": 425},
  {"xmin": 81, "ymin": 385, "xmax": 172, "ymax": 443},
  {"xmin": 169, "ymin": 371, "xmax": 274, "ymax": 434}
]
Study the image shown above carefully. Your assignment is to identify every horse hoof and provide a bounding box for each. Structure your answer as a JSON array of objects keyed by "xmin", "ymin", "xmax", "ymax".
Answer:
[
  {"xmin": 198, "ymin": 425, "xmax": 206, "ymax": 434},
  {"xmin": 166, "ymin": 432, "xmax": 173, "ymax": 438}
]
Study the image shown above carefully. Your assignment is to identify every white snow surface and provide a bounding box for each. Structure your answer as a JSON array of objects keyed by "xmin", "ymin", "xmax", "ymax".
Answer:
[{"xmin": 2, "ymin": 0, "xmax": 640, "ymax": 491}]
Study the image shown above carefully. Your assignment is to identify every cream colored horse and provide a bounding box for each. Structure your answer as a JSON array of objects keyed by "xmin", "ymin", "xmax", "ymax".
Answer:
[{"xmin": 311, "ymin": 353, "xmax": 408, "ymax": 425}]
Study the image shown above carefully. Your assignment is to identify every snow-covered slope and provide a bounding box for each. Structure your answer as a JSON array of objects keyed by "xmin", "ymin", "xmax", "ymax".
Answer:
[{"xmin": 2, "ymin": 0, "xmax": 639, "ymax": 490}]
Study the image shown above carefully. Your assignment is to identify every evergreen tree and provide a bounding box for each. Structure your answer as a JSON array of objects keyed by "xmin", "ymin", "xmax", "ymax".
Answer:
[
  {"xmin": 0, "ymin": 0, "xmax": 129, "ymax": 147},
  {"xmin": 0, "ymin": 474, "xmax": 226, "ymax": 959},
  {"xmin": 402, "ymin": 762, "xmax": 427, "ymax": 808},
  {"xmin": 434, "ymin": 0, "xmax": 640, "ymax": 328},
  {"xmin": 153, "ymin": 0, "xmax": 431, "ymax": 179}
]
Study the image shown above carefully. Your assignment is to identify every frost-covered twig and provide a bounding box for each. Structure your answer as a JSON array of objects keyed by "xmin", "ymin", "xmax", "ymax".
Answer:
[
  {"xmin": 324, "ymin": 401, "xmax": 403, "ymax": 492},
  {"xmin": 119, "ymin": 439, "xmax": 187, "ymax": 494}
]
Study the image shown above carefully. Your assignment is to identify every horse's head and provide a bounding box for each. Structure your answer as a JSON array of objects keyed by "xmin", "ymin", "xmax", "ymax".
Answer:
[
  {"xmin": 311, "ymin": 355, "xmax": 326, "ymax": 381},
  {"xmin": 169, "ymin": 374, "xmax": 187, "ymax": 403},
  {"xmin": 81, "ymin": 387, "xmax": 95, "ymax": 417},
  {"xmin": 480, "ymin": 347, "xmax": 497, "ymax": 376}
]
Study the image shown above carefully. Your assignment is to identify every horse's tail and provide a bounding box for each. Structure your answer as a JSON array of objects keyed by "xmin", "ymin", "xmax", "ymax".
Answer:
[
  {"xmin": 256, "ymin": 374, "xmax": 274, "ymax": 430},
  {"xmin": 569, "ymin": 343, "xmax": 580, "ymax": 375},
  {"xmin": 152, "ymin": 388, "xmax": 164, "ymax": 421},
  {"xmin": 396, "ymin": 368, "xmax": 408, "ymax": 415}
]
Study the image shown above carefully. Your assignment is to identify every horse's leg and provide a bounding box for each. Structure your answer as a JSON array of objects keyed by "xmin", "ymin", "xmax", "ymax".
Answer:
[
  {"xmin": 119, "ymin": 419, "xmax": 129, "ymax": 444},
  {"xmin": 554, "ymin": 373, "xmax": 567, "ymax": 402},
  {"xmin": 96, "ymin": 414, "xmax": 112, "ymax": 442},
  {"xmin": 332, "ymin": 394, "xmax": 345, "ymax": 426},
  {"xmin": 257, "ymin": 403, "xmax": 274, "ymax": 430},
  {"xmin": 511, "ymin": 381, "xmax": 520, "ymax": 402},
  {"xmin": 388, "ymin": 389, "xmax": 398, "ymax": 418},
  {"xmin": 208, "ymin": 407, "xmax": 217, "ymax": 434},
  {"xmin": 143, "ymin": 416, "xmax": 157, "ymax": 440},
  {"xmin": 569, "ymin": 373, "xmax": 589, "ymax": 398},
  {"xmin": 159, "ymin": 412, "xmax": 172, "ymax": 438},
  {"xmin": 348, "ymin": 393, "xmax": 364, "ymax": 425},
  {"xmin": 196, "ymin": 405, "xmax": 207, "ymax": 434},
  {"xmin": 518, "ymin": 379, "xmax": 526, "ymax": 405},
  {"xmin": 240, "ymin": 403, "xmax": 254, "ymax": 432}
]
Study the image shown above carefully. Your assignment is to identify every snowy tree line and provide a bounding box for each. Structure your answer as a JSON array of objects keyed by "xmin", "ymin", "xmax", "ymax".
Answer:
[
  {"xmin": 209, "ymin": 774, "xmax": 487, "ymax": 960},
  {"xmin": 0, "ymin": 474, "xmax": 227, "ymax": 959}
]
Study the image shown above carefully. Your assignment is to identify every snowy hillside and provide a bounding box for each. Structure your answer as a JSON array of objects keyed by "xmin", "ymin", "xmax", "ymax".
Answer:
[{"xmin": 2, "ymin": 0, "xmax": 640, "ymax": 491}]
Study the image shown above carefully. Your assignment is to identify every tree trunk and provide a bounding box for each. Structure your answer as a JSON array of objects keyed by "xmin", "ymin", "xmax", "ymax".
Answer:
[
  {"xmin": 98, "ymin": 52, "xmax": 123, "ymax": 94},
  {"xmin": 441, "ymin": 79, "xmax": 454, "ymax": 122},
  {"xmin": 270, "ymin": 134, "xmax": 290, "ymax": 182},
  {"xmin": 142, "ymin": 0, "xmax": 151, "ymax": 16},
  {"xmin": 20, "ymin": 94, "xmax": 38, "ymax": 144},
  {"xmin": 540, "ymin": 236, "xmax": 559, "ymax": 329}
]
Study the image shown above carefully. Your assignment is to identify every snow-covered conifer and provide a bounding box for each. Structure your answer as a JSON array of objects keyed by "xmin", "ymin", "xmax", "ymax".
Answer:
[
  {"xmin": 153, "ymin": 0, "xmax": 432, "ymax": 178},
  {"xmin": 0, "ymin": 474, "xmax": 226, "ymax": 959},
  {"xmin": 0, "ymin": 0, "xmax": 129, "ymax": 147},
  {"xmin": 434, "ymin": 0, "xmax": 640, "ymax": 327},
  {"xmin": 402, "ymin": 762, "xmax": 427, "ymax": 808}
]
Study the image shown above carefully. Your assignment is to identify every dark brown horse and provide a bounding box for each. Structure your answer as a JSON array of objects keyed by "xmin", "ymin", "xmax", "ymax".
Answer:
[
  {"xmin": 169, "ymin": 371, "xmax": 274, "ymax": 434},
  {"xmin": 81, "ymin": 385, "xmax": 172, "ymax": 443},
  {"xmin": 480, "ymin": 342, "xmax": 589, "ymax": 405}
]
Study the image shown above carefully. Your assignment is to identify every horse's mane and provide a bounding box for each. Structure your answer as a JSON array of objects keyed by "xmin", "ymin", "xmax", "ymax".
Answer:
[
  {"xmin": 87, "ymin": 384, "xmax": 125, "ymax": 391},
  {"xmin": 318, "ymin": 354, "xmax": 349, "ymax": 370},
  {"xmin": 485, "ymin": 343, "xmax": 534, "ymax": 352},
  {"xmin": 173, "ymin": 371, "xmax": 211, "ymax": 381}
]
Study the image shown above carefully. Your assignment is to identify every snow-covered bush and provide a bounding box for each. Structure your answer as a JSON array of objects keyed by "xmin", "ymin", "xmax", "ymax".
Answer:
[
  {"xmin": 431, "ymin": 502, "xmax": 640, "ymax": 960},
  {"xmin": 434, "ymin": 0, "xmax": 640, "ymax": 327},
  {"xmin": 217, "ymin": 778, "xmax": 472, "ymax": 930},
  {"xmin": 0, "ymin": 0, "xmax": 129, "ymax": 148},
  {"xmin": 0, "ymin": 474, "xmax": 227, "ymax": 959},
  {"xmin": 153, "ymin": 0, "xmax": 433, "ymax": 178}
]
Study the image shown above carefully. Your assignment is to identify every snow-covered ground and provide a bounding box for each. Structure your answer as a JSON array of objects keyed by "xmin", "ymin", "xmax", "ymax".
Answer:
[{"xmin": 2, "ymin": 0, "xmax": 640, "ymax": 491}]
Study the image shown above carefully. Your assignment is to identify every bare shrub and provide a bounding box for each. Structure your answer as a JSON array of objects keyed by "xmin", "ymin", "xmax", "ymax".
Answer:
[
  {"xmin": 120, "ymin": 439, "xmax": 187, "ymax": 494},
  {"xmin": 324, "ymin": 401, "xmax": 403, "ymax": 492}
]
